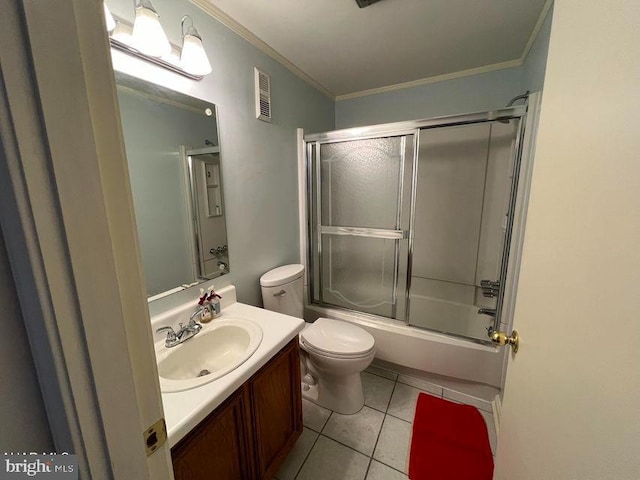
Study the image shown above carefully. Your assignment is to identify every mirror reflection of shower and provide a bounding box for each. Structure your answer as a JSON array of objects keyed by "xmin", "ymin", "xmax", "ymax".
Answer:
[
  {"xmin": 306, "ymin": 107, "xmax": 525, "ymax": 345},
  {"xmin": 184, "ymin": 146, "xmax": 230, "ymax": 281}
]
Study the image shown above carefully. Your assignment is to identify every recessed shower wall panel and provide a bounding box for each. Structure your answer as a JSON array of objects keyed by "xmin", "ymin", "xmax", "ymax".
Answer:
[{"xmin": 412, "ymin": 124, "xmax": 491, "ymax": 287}]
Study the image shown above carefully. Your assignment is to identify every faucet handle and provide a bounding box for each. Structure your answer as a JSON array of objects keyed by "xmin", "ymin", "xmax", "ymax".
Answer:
[{"xmin": 156, "ymin": 326, "xmax": 177, "ymax": 340}]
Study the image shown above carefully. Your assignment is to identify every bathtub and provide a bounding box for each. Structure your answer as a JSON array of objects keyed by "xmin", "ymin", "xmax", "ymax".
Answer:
[
  {"xmin": 305, "ymin": 303, "xmax": 505, "ymax": 388},
  {"xmin": 408, "ymin": 292, "xmax": 495, "ymax": 342}
]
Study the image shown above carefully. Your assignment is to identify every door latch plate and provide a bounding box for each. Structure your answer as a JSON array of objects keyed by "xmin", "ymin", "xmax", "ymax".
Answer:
[{"xmin": 144, "ymin": 418, "xmax": 167, "ymax": 456}]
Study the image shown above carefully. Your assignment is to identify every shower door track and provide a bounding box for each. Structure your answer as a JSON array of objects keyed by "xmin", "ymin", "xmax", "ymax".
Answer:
[{"xmin": 304, "ymin": 106, "xmax": 527, "ymax": 143}]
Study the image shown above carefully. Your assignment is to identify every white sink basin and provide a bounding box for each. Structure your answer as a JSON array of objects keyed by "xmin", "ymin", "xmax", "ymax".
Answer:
[{"xmin": 156, "ymin": 318, "xmax": 263, "ymax": 393}]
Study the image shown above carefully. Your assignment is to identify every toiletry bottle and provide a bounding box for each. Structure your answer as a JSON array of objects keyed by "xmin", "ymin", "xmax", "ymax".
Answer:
[
  {"xmin": 200, "ymin": 304, "xmax": 214, "ymax": 323},
  {"xmin": 198, "ymin": 288, "xmax": 214, "ymax": 323},
  {"xmin": 207, "ymin": 286, "xmax": 222, "ymax": 318},
  {"xmin": 197, "ymin": 288, "xmax": 207, "ymax": 306}
]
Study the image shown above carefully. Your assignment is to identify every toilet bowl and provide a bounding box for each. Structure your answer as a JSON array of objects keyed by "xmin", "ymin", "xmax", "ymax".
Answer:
[
  {"xmin": 299, "ymin": 318, "xmax": 375, "ymax": 414},
  {"xmin": 260, "ymin": 264, "xmax": 376, "ymax": 414}
]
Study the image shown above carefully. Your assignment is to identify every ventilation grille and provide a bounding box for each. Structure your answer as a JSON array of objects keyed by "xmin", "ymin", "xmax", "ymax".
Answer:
[{"xmin": 254, "ymin": 68, "xmax": 272, "ymax": 123}]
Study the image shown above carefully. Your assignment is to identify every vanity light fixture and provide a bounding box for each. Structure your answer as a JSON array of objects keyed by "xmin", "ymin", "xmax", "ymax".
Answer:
[
  {"xmin": 131, "ymin": 0, "xmax": 171, "ymax": 58},
  {"xmin": 104, "ymin": 1, "xmax": 212, "ymax": 80},
  {"xmin": 180, "ymin": 16, "xmax": 212, "ymax": 76}
]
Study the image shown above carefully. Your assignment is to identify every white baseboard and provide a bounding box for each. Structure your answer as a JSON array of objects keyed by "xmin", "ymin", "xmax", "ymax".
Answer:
[{"xmin": 492, "ymin": 393, "xmax": 502, "ymax": 435}]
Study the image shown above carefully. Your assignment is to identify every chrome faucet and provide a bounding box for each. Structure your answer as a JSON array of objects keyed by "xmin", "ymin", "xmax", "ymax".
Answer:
[
  {"xmin": 478, "ymin": 307, "xmax": 497, "ymax": 317},
  {"xmin": 156, "ymin": 308, "xmax": 204, "ymax": 348}
]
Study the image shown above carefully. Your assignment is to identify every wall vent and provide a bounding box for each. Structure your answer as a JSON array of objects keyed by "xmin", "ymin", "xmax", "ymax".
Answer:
[{"xmin": 254, "ymin": 68, "xmax": 272, "ymax": 123}]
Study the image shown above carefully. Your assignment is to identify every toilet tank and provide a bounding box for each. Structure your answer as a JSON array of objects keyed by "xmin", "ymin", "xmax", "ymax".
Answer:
[{"xmin": 260, "ymin": 264, "xmax": 304, "ymax": 318}]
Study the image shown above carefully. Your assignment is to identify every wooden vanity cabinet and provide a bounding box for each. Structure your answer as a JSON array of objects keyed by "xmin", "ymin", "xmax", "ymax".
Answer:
[
  {"xmin": 171, "ymin": 338, "xmax": 302, "ymax": 480},
  {"xmin": 172, "ymin": 387, "xmax": 253, "ymax": 480},
  {"xmin": 249, "ymin": 338, "xmax": 303, "ymax": 479}
]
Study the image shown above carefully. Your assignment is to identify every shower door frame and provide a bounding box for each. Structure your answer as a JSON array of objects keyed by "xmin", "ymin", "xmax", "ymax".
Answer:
[
  {"xmin": 304, "ymin": 105, "xmax": 528, "ymax": 345},
  {"xmin": 308, "ymin": 132, "xmax": 417, "ymax": 321}
]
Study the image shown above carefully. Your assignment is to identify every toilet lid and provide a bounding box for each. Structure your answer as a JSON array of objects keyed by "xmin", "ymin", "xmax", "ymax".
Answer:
[
  {"xmin": 260, "ymin": 264, "xmax": 304, "ymax": 287},
  {"xmin": 300, "ymin": 318, "xmax": 375, "ymax": 357}
]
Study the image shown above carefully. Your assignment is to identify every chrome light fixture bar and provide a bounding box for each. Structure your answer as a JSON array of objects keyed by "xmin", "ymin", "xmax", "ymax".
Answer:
[{"xmin": 109, "ymin": 19, "xmax": 203, "ymax": 80}]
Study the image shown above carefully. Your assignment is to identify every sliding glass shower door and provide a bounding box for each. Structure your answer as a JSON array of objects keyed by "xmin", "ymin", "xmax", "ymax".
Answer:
[
  {"xmin": 306, "ymin": 106, "xmax": 528, "ymax": 344},
  {"xmin": 308, "ymin": 134, "xmax": 416, "ymax": 320},
  {"xmin": 408, "ymin": 122, "xmax": 520, "ymax": 341}
]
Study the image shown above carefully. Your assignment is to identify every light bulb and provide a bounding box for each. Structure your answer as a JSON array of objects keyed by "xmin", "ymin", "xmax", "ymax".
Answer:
[
  {"xmin": 181, "ymin": 34, "xmax": 212, "ymax": 76},
  {"xmin": 131, "ymin": 4, "xmax": 171, "ymax": 57}
]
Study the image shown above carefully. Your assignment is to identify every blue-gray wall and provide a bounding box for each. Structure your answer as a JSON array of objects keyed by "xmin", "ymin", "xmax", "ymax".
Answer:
[
  {"xmin": 335, "ymin": 68, "xmax": 524, "ymax": 129},
  {"xmin": 108, "ymin": 0, "xmax": 334, "ymax": 306},
  {"xmin": 335, "ymin": 7, "xmax": 553, "ymax": 129}
]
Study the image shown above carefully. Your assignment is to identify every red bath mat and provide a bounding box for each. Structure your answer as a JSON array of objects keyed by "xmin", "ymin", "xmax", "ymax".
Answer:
[{"xmin": 409, "ymin": 393, "xmax": 494, "ymax": 480}]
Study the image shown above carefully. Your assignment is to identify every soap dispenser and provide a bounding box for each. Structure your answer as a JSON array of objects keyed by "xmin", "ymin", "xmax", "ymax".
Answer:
[{"xmin": 207, "ymin": 286, "xmax": 222, "ymax": 318}]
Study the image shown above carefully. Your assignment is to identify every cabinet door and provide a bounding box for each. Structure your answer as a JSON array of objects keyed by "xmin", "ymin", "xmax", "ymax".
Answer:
[
  {"xmin": 250, "ymin": 339, "xmax": 302, "ymax": 479},
  {"xmin": 172, "ymin": 389, "xmax": 252, "ymax": 480}
]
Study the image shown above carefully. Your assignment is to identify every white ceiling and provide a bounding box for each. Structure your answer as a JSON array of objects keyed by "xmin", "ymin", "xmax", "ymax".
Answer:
[{"xmin": 199, "ymin": 0, "xmax": 549, "ymax": 98}]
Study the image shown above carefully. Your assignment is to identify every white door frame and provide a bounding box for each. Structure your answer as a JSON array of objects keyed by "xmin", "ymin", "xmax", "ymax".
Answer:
[
  {"xmin": 497, "ymin": 90, "xmax": 543, "ymax": 394},
  {"xmin": 495, "ymin": 1, "xmax": 640, "ymax": 477},
  {"xmin": 0, "ymin": 1, "xmax": 173, "ymax": 478}
]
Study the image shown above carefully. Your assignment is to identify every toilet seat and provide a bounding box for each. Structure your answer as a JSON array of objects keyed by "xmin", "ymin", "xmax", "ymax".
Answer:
[
  {"xmin": 300, "ymin": 318, "xmax": 375, "ymax": 359},
  {"xmin": 301, "ymin": 341, "xmax": 374, "ymax": 360}
]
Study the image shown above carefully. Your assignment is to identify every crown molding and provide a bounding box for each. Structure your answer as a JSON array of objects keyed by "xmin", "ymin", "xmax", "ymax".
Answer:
[
  {"xmin": 190, "ymin": 0, "xmax": 336, "ymax": 99},
  {"xmin": 335, "ymin": 59, "xmax": 522, "ymax": 101},
  {"xmin": 519, "ymin": 0, "xmax": 554, "ymax": 62}
]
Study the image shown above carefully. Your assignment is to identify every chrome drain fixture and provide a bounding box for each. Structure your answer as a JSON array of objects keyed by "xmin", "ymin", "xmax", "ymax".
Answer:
[{"xmin": 197, "ymin": 369, "xmax": 211, "ymax": 377}]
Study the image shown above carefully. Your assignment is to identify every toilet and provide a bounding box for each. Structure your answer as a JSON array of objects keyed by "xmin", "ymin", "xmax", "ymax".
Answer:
[{"xmin": 260, "ymin": 264, "xmax": 375, "ymax": 414}]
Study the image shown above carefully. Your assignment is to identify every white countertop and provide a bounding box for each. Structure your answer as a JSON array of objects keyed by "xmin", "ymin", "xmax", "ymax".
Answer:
[{"xmin": 151, "ymin": 287, "xmax": 305, "ymax": 447}]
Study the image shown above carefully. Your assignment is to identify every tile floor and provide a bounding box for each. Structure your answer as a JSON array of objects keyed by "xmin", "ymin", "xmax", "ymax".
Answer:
[{"xmin": 275, "ymin": 365, "xmax": 498, "ymax": 480}]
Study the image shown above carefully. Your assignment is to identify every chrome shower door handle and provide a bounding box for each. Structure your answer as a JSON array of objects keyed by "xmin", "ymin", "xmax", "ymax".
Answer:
[{"xmin": 273, "ymin": 290, "xmax": 287, "ymax": 297}]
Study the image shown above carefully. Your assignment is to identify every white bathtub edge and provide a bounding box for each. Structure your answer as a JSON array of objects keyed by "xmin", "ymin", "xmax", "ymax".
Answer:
[{"xmin": 306, "ymin": 304, "xmax": 505, "ymax": 388}]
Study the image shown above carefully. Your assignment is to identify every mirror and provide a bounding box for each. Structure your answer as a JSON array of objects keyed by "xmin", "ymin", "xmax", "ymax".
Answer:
[
  {"xmin": 115, "ymin": 72, "xmax": 229, "ymax": 298},
  {"xmin": 186, "ymin": 147, "xmax": 229, "ymax": 280}
]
